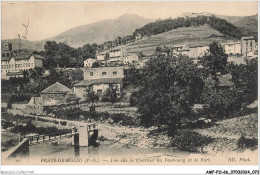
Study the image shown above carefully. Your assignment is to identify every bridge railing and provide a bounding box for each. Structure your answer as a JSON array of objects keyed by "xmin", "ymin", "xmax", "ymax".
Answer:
[{"xmin": 24, "ymin": 130, "xmax": 73, "ymax": 144}]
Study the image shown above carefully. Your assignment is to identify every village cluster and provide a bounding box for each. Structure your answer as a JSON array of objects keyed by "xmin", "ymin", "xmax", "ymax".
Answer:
[{"xmin": 1, "ymin": 35, "xmax": 258, "ymax": 116}]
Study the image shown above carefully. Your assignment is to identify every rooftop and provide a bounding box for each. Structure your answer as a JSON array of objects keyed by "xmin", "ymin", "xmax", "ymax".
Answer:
[
  {"xmin": 1, "ymin": 53, "xmax": 44, "ymax": 62},
  {"xmin": 221, "ymin": 42, "xmax": 241, "ymax": 45},
  {"xmin": 41, "ymin": 82, "xmax": 71, "ymax": 94},
  {"xmin": 241, "ymin": 36, "xmax": 255, "ymax": 40},
  {"xmin": 6, "ymin": 71, "xmax": 23, "ymax": 76},
  {"xmin": 74, "ymin": 78, "xmax": 123, "ymax": 87}
]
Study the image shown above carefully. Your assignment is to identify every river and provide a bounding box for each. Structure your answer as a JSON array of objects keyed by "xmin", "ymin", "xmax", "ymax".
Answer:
[{"xmin": 28, "ymin": 142, "xmax": 190, "ymax": 159}]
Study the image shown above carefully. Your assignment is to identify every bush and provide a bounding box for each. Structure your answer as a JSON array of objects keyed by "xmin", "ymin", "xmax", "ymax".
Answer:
[
  {"xmin": 108, "ymin": 113, "xmax": 139, "ymax": 127},
  {"xmin": 2, "ymin": 121, "xmax": 14, "ymax": 129},
  {"xmin": 60, "ymin": 121, "xmax": 67, "ymax": 126},
  {"xmin": 237, "ymin": 135, "xmax": 258, "ymax": 150},
  {"xmin": 110, "ymin": 113, "xmax": 125, "ymax": 123},
  {"xmin": 12, "ymin": 125, "xmax": 27, "ymax": 135},
  {"xmin": 53, "ymin": 120, "xmax": 59, "ymax": 124},
  {"xmin": 96, "ymin": 112, "xmax": 109, "ymax": 122},
  {"xmin": 129, "ymin": 91, "xmax": 139, "ymax": 107},
  {"xmin": 35, "ymin": 127, "xmax": 46, "ymax": 135},
  {"xmin": 45, "ymin": 127, "xmax": 59, "ymax": 134},
  {"xmin": 171, "ymin": 131, "xmax": 213, "ymax": 152},
  {"xmin": 10, "ymin": 93, "xmax": 31, "ymax": 103}
]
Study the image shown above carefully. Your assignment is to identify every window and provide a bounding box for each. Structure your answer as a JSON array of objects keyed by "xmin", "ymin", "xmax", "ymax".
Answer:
[
  {"xmin": 102, "ymin": 72, "xmax": 107, "ymax": 76},
  {"xmin": 90, "ymin": 72, "xmax": 93, "ymax": 76},
  {"xmin": 97, "ymin": 89, "xmax": 102, "ymax": 95},
  {"xmin": 113, "ymin": 71, "xmax": 117, "ymax": 75}
]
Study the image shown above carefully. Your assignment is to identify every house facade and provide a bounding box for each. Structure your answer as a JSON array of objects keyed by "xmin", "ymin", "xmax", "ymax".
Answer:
[
  {"xmin": 188, "ymin": 46, "xmax": 209, "ymax": 58},
  {"xmin": 241, "ymin": 36, "xmax": 256, "ymax": 56},
  {"xmin": 221, "ymin": 42, "xmax": 241, "ymax": 55},
  {"xmin": 74, "ymin": 67, "xmax": 124, "ymax": 99},
  {"xmin": 84, "ymin": 58, "xmax": 97, "ymax": 68},
  {"xmin": 124, "ymin": 53, "xmax": 140, "ymax": 65},
  {"xmin": 97, "ymin": 52, "xmax": 106, "ymax": 61},
  {"xmin": 109, "ymin": 46, "xmax": 127, "ymax": 64}
]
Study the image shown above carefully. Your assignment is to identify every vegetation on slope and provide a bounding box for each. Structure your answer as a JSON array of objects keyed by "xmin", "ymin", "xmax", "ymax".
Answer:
[{"xmin": 134, "ymin": 15, "xmax": 243, "ymax": 39}]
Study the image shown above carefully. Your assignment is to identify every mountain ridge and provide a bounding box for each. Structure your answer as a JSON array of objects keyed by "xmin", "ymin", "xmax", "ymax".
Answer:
[
  {"xmin": 47, "ymin": 14, "xmax": 154, "ymax": 48},
  {"xmin": 2, "ymin": 13, "xmax": 257, "ymax": 51}
]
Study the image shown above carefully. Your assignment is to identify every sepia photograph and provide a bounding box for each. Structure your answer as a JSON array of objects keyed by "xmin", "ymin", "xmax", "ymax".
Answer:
[{"xmin": 0, "ymin": 1, "xmax": 258, "ymax": 171}]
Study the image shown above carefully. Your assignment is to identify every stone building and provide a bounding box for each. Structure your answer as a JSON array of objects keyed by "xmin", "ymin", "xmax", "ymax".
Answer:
[
  {"xmin": 109, "ymin": 46, "xmax": 127, "ymax": 64},
  {"xmin": 1, "ymin": 43, "xmax": 44, "ymax": 79},
  {"xmin": 84, "ymin": 58, "xmax": 97, "ymax": 68},
  {"xmin": 74, "ymin": 67, "xmax": 124, "ymax": 98},
  {"xmin": 221, "ymin": 42, "xmax": 241, "ymax": 55},
  {"xmin": 241, "ymin": 36, "xmax": 256, "ymax": 56},
  {"xmin": 124, "ymin": 53, "xmax": 140, "ymax": 65},
  {"xmin": 40, "ymin": 82, "xmax": 72, "ymax": 106},
  {"xmin": 23, "ymin": 97, "xmax": 44, "ymax": 115}
]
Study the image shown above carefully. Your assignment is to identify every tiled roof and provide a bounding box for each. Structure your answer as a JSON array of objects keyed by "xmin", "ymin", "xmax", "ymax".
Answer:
[
  {"xmin": 221, "ymin": 42, "xmax": 241, "ymax": 45},
  {"xmin": 6, "ymin": 71, "xmax": 23, "ymax": 76},
  {"xmin": 32, "ymin": 54, "xmax": 44, "ymax": 60},
  {"xmin": 41, "ymin": 82, "xmax": 71, "ymax": 94},
  {"xmin": 110, "ymin": 46, "xmax": 122, "ymax": 51},
  {"xmin": 97, "ymin": 51, "xmax": 108, "ymax": 55},
  {"xmin": 14, "ymin": 54, "xmax": 32, "ymax": 60},
  {"xmin": 1, "ymin": 56, "xmax": 11, "ymax": 61},
  {"xmin": 74, "ymin": 78, "xmax": 123, "ymax": 87},
  {"xmin": 1, "ymin": 54, "xmax": 44, "ymax": 61},
  {"xmin": 241, "ymin": 36, "xmax": 255, "ymax": 40}
]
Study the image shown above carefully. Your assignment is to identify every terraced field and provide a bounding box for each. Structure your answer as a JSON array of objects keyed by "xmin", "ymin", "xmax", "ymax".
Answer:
[{"xmin": 125, "ymin": 25, "xmax": 237, "ymax": 56}]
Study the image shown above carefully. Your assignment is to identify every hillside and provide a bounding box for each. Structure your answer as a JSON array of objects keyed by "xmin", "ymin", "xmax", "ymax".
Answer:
[
  {"xmin": 1, "ymin": 39, "xmax": 44, "ymax": 52},
  {"xmin": 48, "ymin": 14, "xmax": 153, "ymax": 48},
  {"xmin": 215, "ymin": 14, "xmax": 258, "ymax": 39},
  {"xmin": 2, "ymin": 14, "xmax": 257, "ymax": 53},
  {"xmin": 124, "ymin": 25, "xmax": 237, "ymax": 56},
  {"xmin": 182, "ymin": 13, "xmax": 257, "ymax": 37}
]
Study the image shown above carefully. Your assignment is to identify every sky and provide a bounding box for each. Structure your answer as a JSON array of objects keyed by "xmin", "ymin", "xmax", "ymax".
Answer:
[{"xmin": 1, "ymin": 1, "xmax": 258, "ymax": 41}]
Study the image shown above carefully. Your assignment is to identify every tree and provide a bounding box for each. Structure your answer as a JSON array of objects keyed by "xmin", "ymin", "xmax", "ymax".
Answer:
[
  {"xmin": 28, "ymin": 67, "xmax": 44, "ymax": 81},
  {"xmin": 84, "ymin": 90, "xmax": 99, "ymax": 119},
  {"xmin": 78, "ymin": 43, "xmax": 98, "ymax": 60},
  {"xmin": 101, "ymin": 86, "xmax": 118, "ymax": 104},
  {"xmin": 229, "ymin": 58, "xmax": 258, "ymax": 104},
  {"xmin": 199, "ymin": 42, "xmax": 228, "ymax": 83},
  {"xmin": 64, "ymin": 92, "xmax": 81, "ymax": 105},
  {"xmin": 125, "ymin": 64, "xmax": 142, "ymax": 86},
  {"xmin": 135, "ymin": 55, "xmax": 204, "ymax": 136},
  {"xmin": 91, "ymin": 61, "xmax": 101, "ymax": 68},
  {"xmin": 44, "ymin": 41, "xmax": 78, "ymax": 68}
]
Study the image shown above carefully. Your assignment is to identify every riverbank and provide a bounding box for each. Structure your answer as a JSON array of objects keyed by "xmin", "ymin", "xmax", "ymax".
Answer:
[
  {"xmin": 3, "ymin": 109, "xmax": 258, "ymax": 154},
  {"xmin": 195, "ymin": 113, "xmax": 258, "ymax": 154}
]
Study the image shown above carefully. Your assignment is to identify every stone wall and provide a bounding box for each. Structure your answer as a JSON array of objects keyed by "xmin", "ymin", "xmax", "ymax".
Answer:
[
  {"xmin": 41, "ymin": 93, "xmax": 67, "ymax": 106},
  {"xmin": 23, "ymin": 105, "xmax": 44, "ymax": 115}
]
